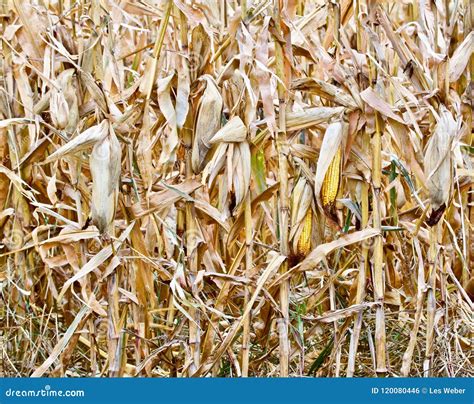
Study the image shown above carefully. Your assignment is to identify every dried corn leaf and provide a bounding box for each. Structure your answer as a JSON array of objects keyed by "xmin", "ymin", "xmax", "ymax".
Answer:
[
  {"xmin": 360, "ymin": 87, "xmax": 405, "ymax": 124},
  {"xmin": 286, "ymin": 107, "xmax": 345, "ymax": 131},
  {"xmin": 292, "ymin": 78, "xmax": 358, "ymax": 109},
  {"xmin": 44, "ymin": 121, "xmax": 109, "ymax": 164}
]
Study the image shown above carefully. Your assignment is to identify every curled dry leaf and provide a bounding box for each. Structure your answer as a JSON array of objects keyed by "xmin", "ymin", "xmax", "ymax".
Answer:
[
  {"xmin": 360, "ymin": 87, "xmax": 405, "ymax": 124},
  {"xmin": 299, "ymin": 228, "xmax": 381, "ymax": 273},
  {"xmin": 44, "ymin": 120, "xmax": 109, "ymax": 164}
]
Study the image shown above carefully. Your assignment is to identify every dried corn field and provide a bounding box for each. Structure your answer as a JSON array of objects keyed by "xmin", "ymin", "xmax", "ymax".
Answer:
[{"xmin": 0, "ymin": 0, "xmax": 473, "ymax": 378}]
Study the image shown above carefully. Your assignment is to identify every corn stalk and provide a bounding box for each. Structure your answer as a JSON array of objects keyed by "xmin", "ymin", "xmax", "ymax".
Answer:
[
  {"xmin": 368, "ymin": 15, "xmax": 387, "ymax": 374},
  {"xmin": 273, "ymin": 0, "xmax": 291, "ymax": 377},
  {"xmin": 241, "ymin": 191, "xmax": 253, "ymax": 376}
]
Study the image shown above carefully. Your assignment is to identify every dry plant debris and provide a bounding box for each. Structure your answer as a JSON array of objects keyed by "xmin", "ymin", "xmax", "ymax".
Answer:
[{"xmin": 0, "ymin": 0, "xmax": 473, "ymax": 377}]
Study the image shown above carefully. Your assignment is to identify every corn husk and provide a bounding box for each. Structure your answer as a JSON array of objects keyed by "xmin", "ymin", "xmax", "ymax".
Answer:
[
  {"xmin": 290, "ymin": 177, "xmax": 313, "ymax": 259},
  {"xmin": 192, "ymin": 75, "xmax": 223, "ymax": 173},
  {"xmin": 321, "ymin": 146, "xmax": 342, "ymax": 208},
  {"xmin": 50, "ymin": 69, "xmax": 79, "ymax": 132},
  {"xmin": 314, "ymin": 120, "xmax": 345, "ymax": 222},
  {"xmin": 232, "ymin": 141, "xmax": 251, "ymax": 208},
  {"xmin": 424, "ymin": 106, "xmax": 457, "ymax": 225},
  {"xmin": 157, "ymin": 73, "xmax": 178, "ymax": 166},
  {"xmin": 50, "ymin": 88, "xmax": 69, "ymax": 130},
  {"xmin": 90, "ymin": 124, "xmax": 121, "ymax": 234}
]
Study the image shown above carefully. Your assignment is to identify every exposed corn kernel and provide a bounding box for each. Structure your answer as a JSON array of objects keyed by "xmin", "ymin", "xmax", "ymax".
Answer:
[
  {"xmin": 296, "ymin": 209, "xmax": 312, "ymax": 257},
  {"xmin": 321, "ymin": 147, "xmax": 341, "ymax": 209}
]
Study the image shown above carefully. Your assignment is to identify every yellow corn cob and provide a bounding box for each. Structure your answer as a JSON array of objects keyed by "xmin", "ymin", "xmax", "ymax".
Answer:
[
  {"xmin": 296, "ymin": 209, "xmax": 312, "ymax": 257},
  {"xmin": 321, "ymin": 146, "xmax": 341, "ymax": 208}
]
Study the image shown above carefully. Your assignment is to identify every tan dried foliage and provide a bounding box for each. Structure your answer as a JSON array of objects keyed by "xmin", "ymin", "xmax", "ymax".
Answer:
[{"xmin": 0, "ymin": 0, "xmax": 472, "ymax": 378}]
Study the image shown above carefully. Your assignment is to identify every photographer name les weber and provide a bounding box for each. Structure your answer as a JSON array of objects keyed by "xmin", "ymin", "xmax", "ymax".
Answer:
[{"xmin": 429, "ymin": 388, "xmax": 466, "ymax": 394}]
